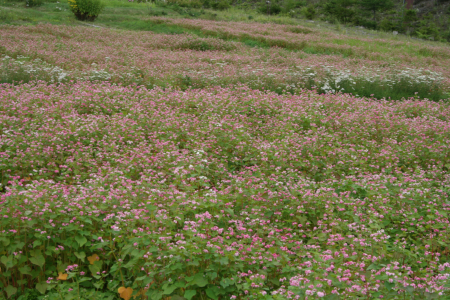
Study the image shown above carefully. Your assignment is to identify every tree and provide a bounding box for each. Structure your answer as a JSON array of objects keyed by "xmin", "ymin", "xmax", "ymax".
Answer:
[
  {"xmin": 323, "ymin": 0, "xmax": 356, "ymax": 23},
  {"xmin": 359, "ymin": 0, "xmax": 394, "ymax": 21}
]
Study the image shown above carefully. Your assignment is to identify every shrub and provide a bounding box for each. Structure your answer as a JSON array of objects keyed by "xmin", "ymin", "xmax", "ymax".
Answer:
[
  {"xmin": 403, "ymin": 9, "xmax": 418, "ymax": 23},
  {"xmin": 301, "ymin": 5, "xmax": 316, "ymax": 20},
  {"xmin": 282, "ymin": 0, "xmax": 306, "ymax": 12},
  {"xmin": 167, "ymin": 0, "xmax": 202, "ymax": 8},
  {"xmin": 172, "ymin": 37, "xmax": 237, "ymax": 51},
  {"xmin": 415, "ymin": 18, "xmax": 441, "ymax": 41},
  {"xmin": 25, "ymin": 0, "xmax": 43, "ymax": 7},
  {"xmin": 202, "ymin": 0, "xmax": 210, "ymax": 8},
  {"xmin": 211, "ymin": 0, "xmax": 230, "ymax": 10},
  {"xmin": 258, "ymin": 2, "xmax": 282, "ymax": 15},
  {"xmin": 353, "ymin": 15, "xmax": 377, "ymax": 29},
  {"xmin": 68, "ymin": 0, "xmax": 105, "ymax": 21},
  {"xmin": 379, "ymin": 18, "xmax": 396, "ymax": 32},
  {"xmin": 323, "ymin": 0, "xmax": 356, "ymax": 24}
]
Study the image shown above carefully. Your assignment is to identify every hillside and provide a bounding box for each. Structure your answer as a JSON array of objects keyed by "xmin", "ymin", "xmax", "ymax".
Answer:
[{"xmin": 1, "ymin": 1, "xmax": 450, "ymax": 300}]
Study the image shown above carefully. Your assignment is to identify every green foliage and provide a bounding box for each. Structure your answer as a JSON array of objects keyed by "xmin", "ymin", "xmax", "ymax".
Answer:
[
  {"xmin": 25, "ymin": 0, "xmax": 43, "ymax": 7},
  {"xmin": 211, "ymin": 0, "xmax": 230, "ymax": 11},
  {"xmin": 379, "ymin": 17, "xmax": 396, "ymax": 32},
  {"xmin": 403, "ymin": 9, "xmax": 418, "ymax": 23},
  {"xmin": 258, "ymin": 1, "xmax": 282, "ymax": 15},
  {"xmin": 68, "ymin": 0, "xmax": 105, "ymax": 21},
  {"xmin": 353, "ymin": 14, "xmax": 378, "ymax": 29},
  {"xmin": 323, "ymin": 0, "xmax": 356, "ymax": 23},
  {"xmin": 301, "ymin": 4, "xmax": 316, "ymax": 20},
  {"xmin": 167, "ymin": 0, "xmax": 202, "ymax": 9},
  {"xmin": 1, "ymin": 56, "xmax": 71, "ymax": 85},
  {"xmin": 316, "ymin": 69, "xmax": 447, "ymax": 102},
  {"xmin": 415, "ymin": 14, "xmax": 442, "ymax": 41},
  {"xmin": 359, "ymin": 0, "xmax": 394, "ymax": 20},
  {"xmin": 282, "ymin": 0, "xmax": 306, "ymax": 13},
  {"xmin": 173, "ymin": 37, "xmax": 237, "ymax": 51},
  {"xmin": 444, "ymin": 28, "xmax": 450, "ymax": 42}
]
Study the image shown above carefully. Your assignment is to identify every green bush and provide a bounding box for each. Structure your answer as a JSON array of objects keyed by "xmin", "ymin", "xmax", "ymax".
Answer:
[
  {"xmin": 167, "ymin": 0, "xmax": 202, "ymax": 8},
  {"xmin": 258, "ymin": 1, "xmax": 282, "ymax": 15},
  {"xmin": 68, "ymin": 0, "xmax": 105, "ymax": 21},
  {"xmin": 282, "ymin": 0, "xmax": 306, "ymax": 12},
  {"xmin": 323, "ymin": 0, "xmax": 356, "ymax": 23},
  {"xmin": 211, "ymin": 0, "xmax": 230, "ymax": 10},
  {"xmin": 25, "ymin": 0, "xmax": 43, "ymax": 7},
  {"xmin": 415, "ymin": 18, "xmax": 441, "ymax": 41},
  {"xmin": 301, "ymin": 4, "xmax": 316, "ymax": 20},
  {"xmin": 353, "ymin": 15, "xmax": 377, "ymax": 29},
  {"xmin": 403, "ymin": 9, "xmax": 418, "ymax": 23},
  {"xmin": 379, "ymin": 18, "xmax": 396, "ymax": 32},
  {"xmin": 202, "ymin": 0, "xmax": 210, "ymax": 8}
]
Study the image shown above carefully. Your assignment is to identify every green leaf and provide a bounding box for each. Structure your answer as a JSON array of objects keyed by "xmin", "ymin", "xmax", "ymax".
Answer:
[
  {"xmin": 205, "ymin": 286, "xmax": 220, "ymax": 300},
  {"xmin": 74, "ymin": 251, "xmax": 86, "ymax": 261},
  {"xmin": 146, "ymin": 290, "xmax": 163, "ymax": 300},
  {"xmin": 0, "ymin": 256, "xmax": 14, "ymax": 269},
  {"xmin": 33, "ymin": 240, "xmax": 42, "ymax": 248},
  {"xmin": 19, "ymin": 265, "xmax": 32, "ymax": 275},
  {"xmin": 89, "ymin": 262, "xmax": 102, "ymax": 275},
  {"xmin": 29, "ymin": 254, "xmax": 45, "ymax": 268},
  {"xmin": 163, "ymin": 284, "xmax": 178, "ymax": 295},
  {"xmin": 78, "ymin": 277, "xmax": 92, "ymax": 283},
  {"xmin": 170, "ymin": 296, "xmax": 186, "ymax": 300},
  {"xmin": 93, "ymin": 281, "xmax": 104, "ymax": 289},
  {"xmin": 220, "ymin": 278, "xmax": 233, "ymax": 288},
  {"xmin": 0, "ymin": 238, "xmax": 10, "ymax": 246},
  {"xmin": 218, "ymin": 257, "xmax": 228, "ymax": 265},
  {"xmin": 384, "ymin": 281, "xmax": 395, "ymax": 290},
  {"xmin": 425, "ymin": 292, "xmax": 439, "ymax": 299},
  {"xmin": 184, "ymin": 290, "xmax": 196, "ymax": 300},
  {"xmin": 75, "ymin": 236, "xmax": 87, "ymax": 247},
  {"xmin": 189, "ymin": 273, "xmax": 208, "ymax": 287},
  {"xmin": 317, "ymin": 232, "xmax": 327, "ymax": 241},
  {"xmin": 405, "ymin": 286, "xmax": 414, "ymax": 294},
  {"xmin": 5, "ymin": 285, "xmax": 17, "ymax": 298},
  {"xmin": 36, "ymin": 282, "xmax": 48, "ymax": 294}
]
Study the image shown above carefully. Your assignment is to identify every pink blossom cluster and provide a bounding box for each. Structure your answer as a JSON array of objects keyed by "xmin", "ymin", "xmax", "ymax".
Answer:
[
  {"xmin": 0, "ymin": 24, "xmax": 449, "ymax": 93},
  {"xmin": 0, "ymin": 82, "xmax": 449, "ymax": 298}
]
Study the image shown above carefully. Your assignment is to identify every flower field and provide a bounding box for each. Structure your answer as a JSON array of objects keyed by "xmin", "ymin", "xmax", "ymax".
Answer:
[
  {"xmin": 1, "ymin": 24, "xmax": 450, "ymax": 100},
  {"xmin": 0, "ymin": 17, "xmax": 450, "ymax": 300}
]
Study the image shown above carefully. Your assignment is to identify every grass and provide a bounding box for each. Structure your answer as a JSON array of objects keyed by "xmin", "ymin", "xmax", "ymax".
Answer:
[{"xmin": 1, "ymin": 0, "xmax": 449, "ymax": 63}]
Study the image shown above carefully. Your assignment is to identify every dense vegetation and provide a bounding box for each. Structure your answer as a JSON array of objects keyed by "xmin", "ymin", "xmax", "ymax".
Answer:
[
  {"xmin": 1, "ymin": 0, "xmax": 450, "ymax": 42},
  {"xmin": 1, "ymin": 0, "xmax": 450, "ymax": 300}
]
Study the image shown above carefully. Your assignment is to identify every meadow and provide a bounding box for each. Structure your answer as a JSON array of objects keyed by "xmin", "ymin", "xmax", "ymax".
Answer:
[{"xmin": 1, "ymin": 2, "xmax": 450, "ymax": 300}]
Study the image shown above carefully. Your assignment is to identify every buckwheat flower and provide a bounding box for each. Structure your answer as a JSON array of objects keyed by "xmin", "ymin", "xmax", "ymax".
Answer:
[
  {"xmin": 317, "ymin": 292, "xmax": 325, "ymax": 297},
  {"xmin": 80, "ymin": 271, "xmax": 85, "ymax": 275}
]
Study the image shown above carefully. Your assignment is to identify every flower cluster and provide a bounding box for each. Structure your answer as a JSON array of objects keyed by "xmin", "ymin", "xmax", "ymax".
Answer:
[
  {"xmin": 0, "ymin": 82, "xmax": 449, "ymax": 299},
  {"xmin": 0, "ymin": 24, "xmax": 448, "ymax": 100}
]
